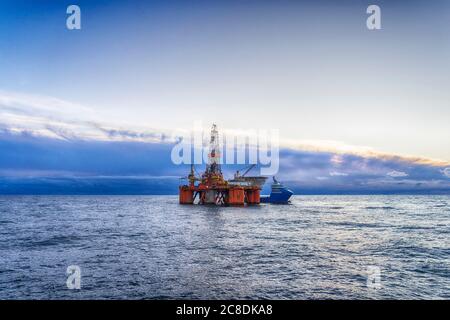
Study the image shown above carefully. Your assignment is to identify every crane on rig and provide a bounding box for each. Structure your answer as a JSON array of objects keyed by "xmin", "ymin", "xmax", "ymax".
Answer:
[
  {"xmin": 228, "ymin": 163, "xmax": 267, "ymax": 188},
  {"xmin": 233, "ymin": 164, "xmax": 256, "ymax": 179}
]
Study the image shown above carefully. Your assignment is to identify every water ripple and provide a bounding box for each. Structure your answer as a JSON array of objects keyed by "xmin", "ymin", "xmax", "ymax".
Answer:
[{"xmin": 0, "ymin": 195, "xmax": 449, "ymax": 299}]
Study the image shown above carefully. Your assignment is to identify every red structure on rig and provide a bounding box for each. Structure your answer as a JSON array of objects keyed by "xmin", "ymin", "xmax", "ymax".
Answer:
[{"xmin": 179, "ymin": 124, "xmax": 265, "ymax": 206}]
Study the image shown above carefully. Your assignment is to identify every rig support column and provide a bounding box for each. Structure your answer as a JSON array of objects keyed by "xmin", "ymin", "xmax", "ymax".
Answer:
[
  {"xmin": 179, "ymin": 187, "xmax": 194, "ymax": 204},
  {"xmin": 227, "ymin": 187, "xmax": 245, "ymax": 205}
]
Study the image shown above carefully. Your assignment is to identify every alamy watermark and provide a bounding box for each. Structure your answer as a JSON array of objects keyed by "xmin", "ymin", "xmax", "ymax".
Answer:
[
  {"xmin": 367, "ymin": 5, "xmax": 381, "ymax": 30},
  {"xmin": 170, "ymin": 122, "xmax": 280, "ymax": 176},
  {"xmin": 66, "ymin": 4, "xmax": 381, "ymax": 31},
  {"xmin": 366, "ymin": 266, "xmax": 381, "ymax": 289},
  {"xmin": 66, "ymin": 265, "xmax": 81, "ymax": 289},
  {"xmin": 66, "ymin": 5, "xmax": 81, "ymax": 30}
]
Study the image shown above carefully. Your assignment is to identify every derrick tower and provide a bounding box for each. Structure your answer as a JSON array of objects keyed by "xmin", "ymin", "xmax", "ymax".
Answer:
[{"xmin": 206, "ymin": 124, "xmax": 221, "ymax": 175}]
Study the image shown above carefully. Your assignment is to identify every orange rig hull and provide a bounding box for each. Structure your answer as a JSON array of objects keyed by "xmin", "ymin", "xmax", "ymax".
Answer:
[
  {"xmin": 179, "ymin": 124, "xmax": 264, "ymax": 206},
  {"xmin": 179, "ymin": 185, "xmax": 261, "ymax": 206}
]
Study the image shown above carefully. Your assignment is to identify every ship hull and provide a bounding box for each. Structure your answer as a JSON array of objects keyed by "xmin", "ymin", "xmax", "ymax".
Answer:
[{"xmin": 261, "ymin": 187, "xmax": 293, "ymax": 204}]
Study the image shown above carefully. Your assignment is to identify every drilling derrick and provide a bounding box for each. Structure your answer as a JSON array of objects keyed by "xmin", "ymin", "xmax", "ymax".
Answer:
[
  {"xmin": 206, "ymin": 124, "xmax": 221, "ymax": 175},
  {"xmin": 203, "ymin": 124, "xmax": 226, "ymax": 188}
]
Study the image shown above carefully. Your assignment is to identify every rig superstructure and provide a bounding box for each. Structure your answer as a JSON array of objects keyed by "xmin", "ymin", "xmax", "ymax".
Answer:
[{"xmin": 179, "ymin": 124, "xmax": 266, "ymax": 205}]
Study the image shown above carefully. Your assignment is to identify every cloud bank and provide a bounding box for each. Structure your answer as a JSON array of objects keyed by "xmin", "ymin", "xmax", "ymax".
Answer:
[
  {"xmin": 386, "ymin": 171, "xmax": 409, "ymax": 178},
  {"xmin": 443, "ymin": 168, "xmax": 450, "ymax": 178},
  {"xmin": 1, "ymin": 90, "xmax": 449, "ymax": 194}
]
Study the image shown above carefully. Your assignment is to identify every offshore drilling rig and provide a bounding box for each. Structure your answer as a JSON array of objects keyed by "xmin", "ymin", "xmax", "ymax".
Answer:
[{"xmin": 179, "ymin": 124, "xmax": 266, "ymax": 205}]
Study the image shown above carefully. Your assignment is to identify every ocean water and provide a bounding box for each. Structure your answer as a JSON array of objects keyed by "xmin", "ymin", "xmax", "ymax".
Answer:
[{"xmin": 0, "ymin": 195, "xmax": 449, "ymax": 300}]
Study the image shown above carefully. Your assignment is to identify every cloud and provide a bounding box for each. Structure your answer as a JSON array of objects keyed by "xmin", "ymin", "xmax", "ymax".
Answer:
[
  {"xmin": 0, "ymin": 130, "xmax": 449, "ymax": 194},
  {"xmin": 0, "ymin": 131, "xmax": 183, "ymax": 177},
  {"xmin": 443, "ymin": 168, "xmax": 450, "ymax": 178},
  {"xmin": 1, "ymin": 90, "xmax": 449, "ymax": 195},
  {"xmin": 0, "ymin": 90, "xmax": 93, "ymax": 116},
  {"xmin": 283, "ymin": 138, "xmax": 450, "ymax": 167},
  {"xmin": 329, "ymin": 171, "xmax": 348, "ymax": 177},
  {"xmin": 330, "ymin": 154, "xmax": 344, "ymax": 165},
  {"xmin": 2, "ymin": 90, "xmax": 449, "ymax": 168},
  {"xmin": 0, "ymin": 90, "xmax": 173, "ymax": 143},
  {"xmin": 386, "ymin": 170, "xmax": 409, "ymax": 178}
]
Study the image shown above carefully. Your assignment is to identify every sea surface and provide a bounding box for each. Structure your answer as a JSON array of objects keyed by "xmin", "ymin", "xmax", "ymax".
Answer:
[{"xmin": 0, "ymin": 195, "xmax": 449, "ymax": 299}]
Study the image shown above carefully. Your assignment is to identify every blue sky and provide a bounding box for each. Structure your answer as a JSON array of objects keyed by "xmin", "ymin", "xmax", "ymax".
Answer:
[{"xmin": 0, "ymin": 0, "xmax": 449, "ymax": 194}]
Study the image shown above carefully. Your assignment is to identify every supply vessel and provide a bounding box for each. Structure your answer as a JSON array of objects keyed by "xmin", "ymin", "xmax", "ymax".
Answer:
[{"xmin": 260, "ymin": 177, "xmax": 294, "ymax": 204}]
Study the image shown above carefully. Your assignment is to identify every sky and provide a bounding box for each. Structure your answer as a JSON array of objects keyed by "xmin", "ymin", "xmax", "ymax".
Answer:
[{"xmin": 0, "ymin": 0, "xmax": 449, "ymax": 194}]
